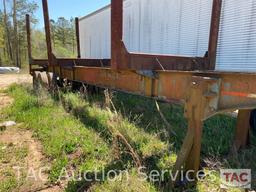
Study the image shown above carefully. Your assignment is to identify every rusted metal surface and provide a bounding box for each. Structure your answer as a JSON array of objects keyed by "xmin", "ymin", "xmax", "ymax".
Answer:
[
  {"xmin": 26, "ymin": 14, "xmax": 48, "ymax": 74},
  {"xmin": 42, "ymin": 0, "xmax": 52, "ymax": 67},
  {"xmin": 25, "ymin": 15, "xmax": 32, "ymax": 66},
  {"xmin": 30, "ymin": 59, "xmax": 48, "ymax": 66},
  {"xmin": 208, "ymin": 0, "xmax": 222, "ymax": 70},
  {"xmin": 183, "ymin": 77, "xmax": 220, "ymax": 176},
  {"xmin": 57, "ymin": 58, "xmax": 110, "ymax": 68},
  {"xmin": 233, "ymin": 109, "xmax": 251, "ymax": 151},
  {"xmin": 129, "ymin": 52, "xmax": 207, "ymax": 71},
  {"xmin": 109, "ymin": 0, "xmax": 210, "ymax": 71},
  {"xmin": 75, "ymin": 17, "xmax": 81, "ymax": 59},
  {"xmin": 25, "ymin": 14, "xmax": 33, "ymax": 75},
  {"xmin": 111, "ymin": 0, "xmax": 124, "ymax": 70},
  {"xmin": 71, "ymin": 68, "xmax": 256, "ymax": 111}
]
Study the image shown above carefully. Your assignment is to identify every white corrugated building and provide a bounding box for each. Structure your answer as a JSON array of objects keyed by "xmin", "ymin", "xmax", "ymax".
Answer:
[{"xmin": 79, "ymin": 0, "xmax": 256, "ymax": 72}]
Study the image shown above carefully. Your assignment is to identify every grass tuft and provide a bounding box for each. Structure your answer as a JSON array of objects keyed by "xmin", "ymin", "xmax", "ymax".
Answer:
[
  {"xmin": 1, "ymin": 84, "xmax": 255, "ymax": 191},
  {"xmin": 89, "ymin": 169, "xmax": 157, "ymax": 192},
  {"xmin": 61, "ymin": 92, "xmax": 168, "ymax": 160},
  {"xmin": 2, "ymin": 84, "xmax": 111, "ymax": 182}
]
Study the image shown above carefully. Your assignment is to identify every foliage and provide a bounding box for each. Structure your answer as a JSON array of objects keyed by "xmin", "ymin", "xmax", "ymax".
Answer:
[
  {"xmin": 0, "ymin": 143, "xmax": 28, "ymax": 192},
  {"xmin": 51, "ymin": 17, "xmax": 76, "ymax": 58},
  {"xmin": 0, "ymin": 16, "xmax": 4, "ymax": 49},
  {"xmin": 32, "ymin": 16, "xmax": 77, "ymax": 59},
  {"xmin": 3, "ymin": 84, "xmax": 111, "ymax": 183},
  {"xmin": 31, "ymin": 29, "xmax": 47, "ymax": 59},
  {"xmin": 90, "ymin": 170, "xmax": 157, "ymax": 192},
  {"xmin": 61, "ymin": 92, "xmax": 168, "ymax": 159},
  {"xmin": 0, "ymin": 0, "xmax": 38, "ymax": 67},
  {"xmin": 1, "ymin": 84, "xmax": 255, "ymax": 191},
  {"xmin": 0, "ymin": 0, "xmax": 77, "ymax": 67},
  {"xmin": 0, "ymin": 11, "xmax": 5, "ymax": 66}
]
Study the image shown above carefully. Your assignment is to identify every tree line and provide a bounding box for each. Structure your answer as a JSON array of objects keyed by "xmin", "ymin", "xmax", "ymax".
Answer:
[{"xmin": 0, "ymin": 0, "xmax": 77, "ymax": 68}]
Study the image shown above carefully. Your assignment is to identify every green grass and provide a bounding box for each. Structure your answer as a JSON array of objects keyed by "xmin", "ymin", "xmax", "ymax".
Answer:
[
  {"xmin": 1, "ymin": 84, "xmax": 159, "ymax": 191},
  {"xmin": 0, "ymin": 170, "xmax": 19, "ymax": 192},
  {"xmin": 112, "ymin": 93, "xmax": 237, "ymax": 156},
  {"xmin": 89, "ymin": 91, "xmax": 256, "ymax": 191},
  {"xmin": 61, "ymin": 92, "xmax": 168, "ymax": 159},
  {"xmin": 1, "ymin": 84, "xmax": 255, "ymax": 191},
  {"xmin": 0, "ymin": 143, "xmax": 28, "ymax": 192},
  {"xmin": 90, "ymin": 169, "xmax": 157, "ymax": 192},
  {"xmin": 2, "ymin": 84, "xmax": 111, "ymax": 183}
]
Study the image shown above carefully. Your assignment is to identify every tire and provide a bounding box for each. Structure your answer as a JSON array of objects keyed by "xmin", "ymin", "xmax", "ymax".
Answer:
[
  {"xmin": 33, "ymin": 72, "xmax": 40, "ymax": 90},
  {"xmin": 249, "ymin": 109, "xmax": 256, "ymax": 136}
]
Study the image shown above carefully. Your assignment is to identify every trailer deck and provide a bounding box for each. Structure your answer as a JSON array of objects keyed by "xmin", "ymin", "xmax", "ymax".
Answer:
[{"xmin": 26, "ymin": 0, "xmax": 254, "ymax": 181}]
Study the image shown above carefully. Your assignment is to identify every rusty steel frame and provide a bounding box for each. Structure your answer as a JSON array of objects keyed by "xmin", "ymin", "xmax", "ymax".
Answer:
[
  {"xmin": 208, "ymin": 0, "xmax": 222, "ymax": 70},
  {"xmin": 75, "ymin": 17, "xmax": 81, "ymax": 59},
  {"xmin": 26, "ymin": 0, "xmax": 254, "ymax": 181},
  {"xmin": 110, "ymin": 0, "xmax": 212, "ymax": 71}
]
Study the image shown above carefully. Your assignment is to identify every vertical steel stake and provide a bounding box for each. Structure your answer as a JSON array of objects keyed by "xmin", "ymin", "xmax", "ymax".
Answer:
[
  {"xmin": 75, "ymin": 17, "xmax": 81, "ymax": 59},
  {"xmin": 111, "ymin": 0, "xmax": 123, "ymax": 70},
  {"xmin": 208, "ymin": 0, "xmax": 222, "ymax": 70},
  {"xmin": 25, "ymin": 14, "xmax": 32, "ymax": 74},
  {"xmin": 42, "ymin": 0, "xmax": 53, "ymax": 70}
]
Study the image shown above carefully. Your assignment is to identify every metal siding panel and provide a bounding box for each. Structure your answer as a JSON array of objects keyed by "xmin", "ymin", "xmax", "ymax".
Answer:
[
  {"xmin": 140, "ymin": 0, "xmax": 152, "ymax": 52},
  {"xmin": 79, "ymin": 8, "xmax": 111, "ymax": 59},
  {"xmin": 179, "ymin": 0, "xmax": 199, "ymax": 55},
  {"xmin": 197, "ymin": 0, "xmax": 213, "ymax": 56},
  {"xmin": 79, "ymin": 0, "xmax": 213, "ymax": 58},
  {"xmin": 123, "ymin": 0, "xmax": 141, "ymax": 52},
  {"xmin": 216, "ymin": 0, "xmax": 256, "ymax": 72}
]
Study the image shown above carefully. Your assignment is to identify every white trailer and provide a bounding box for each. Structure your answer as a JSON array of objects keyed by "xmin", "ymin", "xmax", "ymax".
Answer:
[{"xmin": 79, "ymin": 0, "xmax": 256, "ymax": 72}]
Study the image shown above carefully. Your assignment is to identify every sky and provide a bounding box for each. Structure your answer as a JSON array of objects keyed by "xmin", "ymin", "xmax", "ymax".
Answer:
[{"xmin": 34, "ymin": 0, "xmax": 110, "ymax": 29}]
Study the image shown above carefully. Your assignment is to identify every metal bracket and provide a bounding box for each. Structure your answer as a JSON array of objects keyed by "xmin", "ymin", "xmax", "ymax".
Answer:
[
  {"xmin": 136, "ymin": 70, "xmax": 158, "ymax": 79},
  {"xmin": 184, "ymin": 76, "xmax": 221, "ymax": 121}
]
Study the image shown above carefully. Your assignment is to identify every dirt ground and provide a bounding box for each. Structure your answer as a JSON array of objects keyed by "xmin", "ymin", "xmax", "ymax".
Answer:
[
  {"xmin": 0, "ymin": 74, "xmax": 32, "ymax": 110},
  {"xmin": 0, "ymin": 74, "xmax": 32, "ymax": 90},
  {"xmin": 0, "ymin": 74, "xmax": 62, "ymax": 192}
]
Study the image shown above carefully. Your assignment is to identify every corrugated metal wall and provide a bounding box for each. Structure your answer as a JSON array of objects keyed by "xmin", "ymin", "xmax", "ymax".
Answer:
[
  {"xmin": 123, "ymin": 0, "xmax": 213, "ymax": 56},
  {"xmin": 216, "ymin": 0, "xmax": 256, "ymax": 72},
  {"xmin": 80, "ymin": 0, "xmax": 213, "ymax": 59},
  {"xmin": 80, "ymin": 0, "xmax": 256, "ymax": 72},
  {"xmin": 79, "ymin": 6, "xmax": 111, "ymax": 59}
]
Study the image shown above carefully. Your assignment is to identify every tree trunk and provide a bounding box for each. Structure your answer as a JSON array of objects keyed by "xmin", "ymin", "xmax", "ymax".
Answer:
[
  {"xmin": 72, "ymin": 34, "xmax": 75, "ymax": 54},
  {"xmin": 0, "ymin": 53, "xmax": 2, "ymax": 66},
  {"xmin": 3, "ymin": 0, "xmax": 13, "ymax": 63},
  {"xmin": 13, "ymin": 0, "xmax": 20, "ymax": 68}
]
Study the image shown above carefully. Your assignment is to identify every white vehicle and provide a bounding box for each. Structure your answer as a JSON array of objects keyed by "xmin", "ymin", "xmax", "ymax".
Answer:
[{"xmin": 0, "ymin": 67, "xmax": 20, "ymax": 74}]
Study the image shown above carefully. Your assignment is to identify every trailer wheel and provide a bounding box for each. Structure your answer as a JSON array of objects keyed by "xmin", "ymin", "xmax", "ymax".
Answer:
[
  {"xmin": 46, "ymin": 72, "xmax": 58, "ymax": 90},
  {"xmin": 33, "ymin": 72, "xmax": 41, "ymax": 90},
  {"xmin": 250, "ymin": 109, "xmax": 256, "ymax": 136},
  {"xmin": 71, "ymin": 81, "xmax": 82, "ymax": 91}
]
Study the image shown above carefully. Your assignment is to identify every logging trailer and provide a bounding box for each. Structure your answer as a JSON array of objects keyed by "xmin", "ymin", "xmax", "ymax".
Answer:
[{"xmin": 26, "ymin": 0, "xmax": 255, "ymax": 180}]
